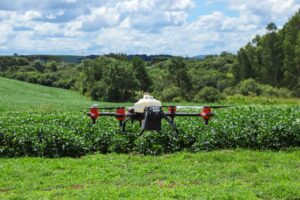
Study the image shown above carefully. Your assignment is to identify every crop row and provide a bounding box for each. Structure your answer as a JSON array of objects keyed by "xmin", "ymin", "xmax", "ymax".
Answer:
[{"xmin": 0, "ymin": 106, "xmax": 299, "ymax": 157}]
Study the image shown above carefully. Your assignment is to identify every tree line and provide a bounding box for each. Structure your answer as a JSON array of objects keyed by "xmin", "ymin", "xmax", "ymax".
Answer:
[{"xmin": 234, "ymin": 10, "xmax": 300, "ymax": 97}]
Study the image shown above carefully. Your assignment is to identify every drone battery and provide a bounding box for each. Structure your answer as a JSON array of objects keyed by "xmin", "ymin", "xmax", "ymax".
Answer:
[{"xmin": 142, "ymin": 106, "xmax": 162, "ymax": 131}]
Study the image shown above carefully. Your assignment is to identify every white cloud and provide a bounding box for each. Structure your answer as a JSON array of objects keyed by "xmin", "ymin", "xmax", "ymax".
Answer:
[
  {"xmin": 46, "ymin": 10, "xmax": 64, "ymax": 20},
  {"xmin": 22, "ymin": 11, "xmax": 42, "ymax": 21},
  {"xmin": 65, "ymin": 0, "xmax": 77, "ymax": 3},
  {"xmin": 119, "ymin": 0, "xmax": 139, "ymax": 12},
  {"xmin": 0, "ymin": 24, "xmax": 12, "ymax": 45},
  {"xmin": 78, "ymin": 7, "xmax": 120, "ymax": 31},
  {"xmin": 0, "ymin": 0, "xmax": 299, "ymax": 55},
  {"xmin": 74, "ymin": 0, "xmax": 193, "ymax": 32},
  {"xmin": 170, "ymin": 0, "xmax": 195, "ymax": 10},
  {"xmin": 216, "ymin": 0, "xmax": 300, "ymax": 27},
  {"xmin": 120, "ymin": 17, "xmax": 131, "ymax": 28},
  {"xmin": 164, "ymin": 11, "xmax": 188, "ymax": 25}
]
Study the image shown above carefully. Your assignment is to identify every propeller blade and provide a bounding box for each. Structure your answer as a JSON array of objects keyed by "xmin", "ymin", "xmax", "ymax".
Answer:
[
  {"xmin": 86, "ymin": 106, "xmax": 128, "ymax": 110},
  {"xmin": 164, "ymin": 105, "xmax": 232, "ymax": 109},
  {"xmin": 176, "ymin": 106, "xmax": 203, "ymax": 109},
  {"xmin": 210, "ymin": 105, "xmax": 232, "ymax": 109}
]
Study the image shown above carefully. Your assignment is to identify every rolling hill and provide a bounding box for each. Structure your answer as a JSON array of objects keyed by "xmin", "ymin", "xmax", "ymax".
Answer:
[{"xmin": 0, "ymin": 77, "xmax": 95, "ymax": 112}]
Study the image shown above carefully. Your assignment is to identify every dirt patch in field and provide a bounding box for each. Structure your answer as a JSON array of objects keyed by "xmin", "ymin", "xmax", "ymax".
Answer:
[
  {"xmin": 69, "ymin": 184, "xmax": 84, "ymax": 190},
  {"xmin": 0, "ymin": 188, "xmax": 11, "ymax": 193}
]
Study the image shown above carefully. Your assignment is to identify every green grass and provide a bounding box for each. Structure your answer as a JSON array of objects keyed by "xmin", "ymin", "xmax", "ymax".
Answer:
[
  {"xmin": 0, "ymin": 77, "xmax": 92, "ymax": 112},
  {"xmin": 224, "ymin": 94, "xmax": 300, "ymax": 105},
  {"xmin": 1, "ymin": 150, "xmax": 299, "ymax": 199},
  {"xmin": 0, "ymin": 77, "xmax": 128, "ymax": 112}
]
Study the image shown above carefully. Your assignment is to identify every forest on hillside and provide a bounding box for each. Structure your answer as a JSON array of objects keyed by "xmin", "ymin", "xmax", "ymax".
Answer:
[{"xmin": 0, "ymin": 10, "xmax": 299, "ymax": 102}]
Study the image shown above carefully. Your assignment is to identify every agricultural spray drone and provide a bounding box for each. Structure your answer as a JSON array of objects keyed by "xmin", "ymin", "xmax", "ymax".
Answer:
[{"xmin": 88, "ymin": 94, "xmax": 229, "ymax": 135}]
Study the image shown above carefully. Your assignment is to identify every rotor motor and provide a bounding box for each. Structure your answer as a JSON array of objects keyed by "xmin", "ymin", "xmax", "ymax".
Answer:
[{"xmin": 200, "ymin": 106, "xmax": 213, "ymax": 125}]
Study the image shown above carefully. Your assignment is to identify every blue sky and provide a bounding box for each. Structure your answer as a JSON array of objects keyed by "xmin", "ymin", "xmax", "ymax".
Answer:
[{"xmin": 0, "ymin": 0, "xmax": 299, "ymax": 56}]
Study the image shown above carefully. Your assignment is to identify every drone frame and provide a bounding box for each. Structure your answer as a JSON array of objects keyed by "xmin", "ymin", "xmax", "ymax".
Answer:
[{"xmin": 87, "ymin": 105, "xmax": 220, "ymax": 135}]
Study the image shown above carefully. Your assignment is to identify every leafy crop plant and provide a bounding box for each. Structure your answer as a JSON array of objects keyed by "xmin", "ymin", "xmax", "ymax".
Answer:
[{"xmin": 0, "ymin": 106, "xmax": 299, "ymax": 157}]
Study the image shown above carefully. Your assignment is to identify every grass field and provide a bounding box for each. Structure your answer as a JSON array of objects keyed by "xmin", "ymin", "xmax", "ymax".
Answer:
[
  {"xmin": 1, "ymin": 150, "xmax": 300, "ymax": 199},
  {"xmin": 0, "ymin": 77, "xmax": 130, "ymax": 112},
  {"xmin": 0, "ymin": 77, "xmax": 92, "ymax": 112},
  {"xmin": 1, "ymin": 77, "xmax": 300, "ymax": 199}
]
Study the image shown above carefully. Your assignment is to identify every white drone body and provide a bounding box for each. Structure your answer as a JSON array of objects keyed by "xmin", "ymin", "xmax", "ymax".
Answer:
[{"xmin": 133, "ymin": 94, "xmax": 162, "ymax": 113}]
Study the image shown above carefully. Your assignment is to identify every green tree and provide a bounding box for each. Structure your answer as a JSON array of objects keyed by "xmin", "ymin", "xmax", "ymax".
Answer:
[
  {"xmin": 46, "ymin": 62, "xmax": 58, "ymax": 72},
  {"xmin": 294, "ymin": 33, "xmax": 300, "ymax": 87},
  {"xmin": 237, "ymin": 78, "xmax": 260, "ymax": 96},
  {"xmin": 102, "ymin": 63, "xmax": 138, "ymax": 102},
  {"xmin": 238, "ymin": 43, "xmax": 256, "ymax": 79},
  {"xmin": 266, "ymin": 22, "xmax": 277, "ymax": 33},
  {"xmin": 167, "ymin": 57, "xmax": 191, "ymax": 97},
  {"xmin": 132, "ymin": 56, "xmax": 152, "ymax": 92},
  {"xmin": 17, "ymin": 57, "xmax": 29, "ymax": 66},
  {"xmin": 194, "ymin": 87, "xmax": 224, "ymax": 103},
  {"xmin": 80, "ymin": 58, "xmax": 107, "ymax": 96},
  {"xmin": 282, "ymin": 35, "xmax": 296, "ymax": 88},
  {"xmin": 32, "ymin": 61, "xmax": 45, "ymax": 73},
  {"xmin": 261, "ymin": 23, "xmax": 282, "ymax": 87},
  {"xmin": 81, "ymin": 57, "xmax": 138, "ymax": 101}
]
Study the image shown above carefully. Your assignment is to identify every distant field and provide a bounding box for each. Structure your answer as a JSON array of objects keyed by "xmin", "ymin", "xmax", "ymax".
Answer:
[
  {"xmin": 0, "ymin": 77, "xmax": 91, "ymax": 112},
  {"xmin": 224, "ymin": 95, "xmax": 300, "ymax": 105},
  {"xmin": 0, "ymin": 77, "xmax": 129, "ymax": 112}
]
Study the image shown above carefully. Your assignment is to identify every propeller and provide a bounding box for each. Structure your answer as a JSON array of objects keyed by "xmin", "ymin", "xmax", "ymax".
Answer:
[
  {"xmin": 86, "ymin": 104, "xmax": 128, "ymax": 110},
  {"xmin": 163, "ymin": 105, "xmax": 232, "ymax": 109},
  {"xmin": 209, "ymin": 105, "xmax": 232, "ymax": 109}
]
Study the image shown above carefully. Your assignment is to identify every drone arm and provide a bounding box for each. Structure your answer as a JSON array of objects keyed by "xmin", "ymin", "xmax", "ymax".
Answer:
[
  {"xmin": 165, "ymin": 112, "xmax": 214, "ymax": 125},
  {"xmin": 87, "ymin": 110, "xmax": 133, "ymax": 125}
]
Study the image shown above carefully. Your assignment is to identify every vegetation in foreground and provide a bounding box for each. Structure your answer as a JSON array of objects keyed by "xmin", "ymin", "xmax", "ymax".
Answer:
[
  {"xmin": 1, "ymin": 150, "xmax": 300, "ymax": 199},
  {"xmin": 1, "ymin": 105, "xmax": 299, "ymax": 157},
  {"xmin": 0, "ymin": 77, "xmax": 299, "ymax": 157}
]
